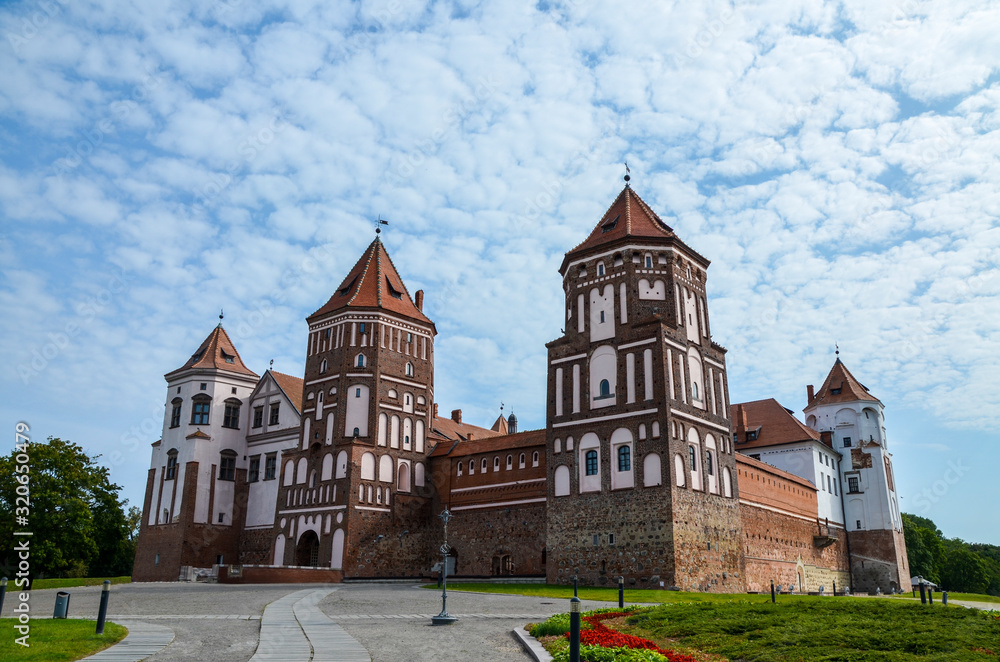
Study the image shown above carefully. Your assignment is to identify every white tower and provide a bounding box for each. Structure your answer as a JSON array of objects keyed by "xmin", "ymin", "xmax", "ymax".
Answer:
[{"xmin": 804, "ymin": 358, "xmax": 910, "ymax": 593}]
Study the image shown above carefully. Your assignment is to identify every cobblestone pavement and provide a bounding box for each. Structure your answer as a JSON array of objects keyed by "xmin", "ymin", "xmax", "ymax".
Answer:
[{"xmin": 319, "ymin": 584, "xmax": 614, "ymax": 662}]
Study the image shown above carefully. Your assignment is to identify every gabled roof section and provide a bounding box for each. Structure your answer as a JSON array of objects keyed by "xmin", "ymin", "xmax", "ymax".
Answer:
[
  {"xmin": 806, "ymin": 359, "xmax": 880, "ymax": 409},
  {"xmin": 270, "ymin": 370, "xmax": 305, "ymax": 414},
  {"xmin": 166, "ymin": 324, "xmax": 258, "ymax": 380},
  {"xmin": 490, "ymin": 414, "xmax": 509, "ymax": 435},
  {"xmin": 731, "ymin": 398, "xmax": 822, "ymax": 450},
  {"xmin": 565, "ymin": 185, "xmax": 676, "ymax": 260},
  {"xmin": 309, "ymin": 238, "xmax": 433, "ymax": 326},
  {"xmin": 429, "ymin": 429, "xmax": 546, "ymax": 457}
]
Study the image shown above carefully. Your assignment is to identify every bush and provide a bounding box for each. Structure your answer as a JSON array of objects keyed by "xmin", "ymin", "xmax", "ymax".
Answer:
[
  {"xmin": 530, "ymin": 613, "xmax": 575, "ymax": 638},
  {"xmin": 551, "ymin": 645, "xmax": 668, "ymax": 662}
]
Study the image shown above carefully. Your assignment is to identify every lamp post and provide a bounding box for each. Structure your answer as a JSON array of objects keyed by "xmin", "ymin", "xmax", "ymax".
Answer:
[{"xmin": 431, "ymin": 508, "xmax": 457, "ymax": 625}]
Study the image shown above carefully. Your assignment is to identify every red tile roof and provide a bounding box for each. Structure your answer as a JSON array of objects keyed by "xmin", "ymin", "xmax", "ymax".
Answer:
[
  {"xmin": 731, "ymin": 398, "xmax": 821, "ymax": 450},
  {"xmin": 166, "ymin": 325, "xmax": 258, "ymax": 379},
  {"xmin": 806, "ymin": 359, "xmax": 880, "ymax": 408},
  {"xmin": 427, "ymin": 414, "xmax": 501, "ymax": 446},
  {"xmin": 490, "ymin": 414, "xmax": 509, "ymax": 435},
  {"xmin": 269, "ymin": 370, "xmax": 305, "ymax": 413},
  {"xmin": 309, "ymin": 238, "xmax": 433, "ymax": 326},
  {"xmin": 565, "ymin": 184, "xmax": 674, "ymax": 253},
  {"xmin": 429, "ymin": 429, "xmax": 546, "ymax": 457}
]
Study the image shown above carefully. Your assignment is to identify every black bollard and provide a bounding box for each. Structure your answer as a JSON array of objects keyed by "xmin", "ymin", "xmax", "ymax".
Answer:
[
  {"xmin": 96, "ymin": 581, "xmax": 111, "ymax": 635},
  {"xmin": 573, "ymin": 575, "xmax": 579, "ymax": 598},
  {"xmin": 943, "ymin": 591, "xmax": 948, "ymax": 606},
  {"xmin": 0, "ymin": 577, "xmax": 6, "ymax": 616},
  {"xmin": 618, "ymin": 576, "xmax": 624, "ymax": 609},
  {"xmin": 833, "ymin": 580, "xmax": 837, "ymax": 597},
  {"xmin": 919, "ymin": 582, "xmax": 927, "ymax": 604},
  {"xmin": 771, "ymin": 580, "xmax": 776, "ymax": 603},
  {"xmin": 569, "ymin": 596, "xmax": 581, "ymax": 662},
  {"xmin": 928, "ymin": 588, "xmax": 933, "ymax": 605}
]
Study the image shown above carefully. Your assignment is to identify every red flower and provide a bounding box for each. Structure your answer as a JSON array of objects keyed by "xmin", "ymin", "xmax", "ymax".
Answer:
[{"xmin": 563, "ymin": 611, "xmax": 698, "ymax": 662}]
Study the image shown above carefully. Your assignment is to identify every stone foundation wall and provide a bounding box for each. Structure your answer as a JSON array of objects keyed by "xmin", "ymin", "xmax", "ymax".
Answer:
[
  {"xmin": 849, "ymin": 528, "xmax": 911, "ymax": 593},
  {"xmin": 671, "ymin": 486, "xmax": 744, "ymax": 592},
  {"xmin": 444, "ymin": 502, "xmax": 547, "ymax": 577}
]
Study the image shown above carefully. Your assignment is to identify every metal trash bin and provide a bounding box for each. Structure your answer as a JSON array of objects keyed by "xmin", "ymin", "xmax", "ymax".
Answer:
[{"xmin": 53, "ymin": 591, "xmax": 70, "ymax": 619}]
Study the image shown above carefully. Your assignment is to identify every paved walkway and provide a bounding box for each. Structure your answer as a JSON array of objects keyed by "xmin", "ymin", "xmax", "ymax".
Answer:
[
  {"xmin": 250, "ymin": 588, "xmax": 370, "ymax": 662},
  {"xmin": 81, "ymin": 621, "xmax": 175, "ymax": 661}
]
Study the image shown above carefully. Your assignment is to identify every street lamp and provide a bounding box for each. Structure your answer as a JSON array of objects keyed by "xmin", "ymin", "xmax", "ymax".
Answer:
[{"xmin": 431, "ymin": 508, "xmax": 457, "ymax": 625}]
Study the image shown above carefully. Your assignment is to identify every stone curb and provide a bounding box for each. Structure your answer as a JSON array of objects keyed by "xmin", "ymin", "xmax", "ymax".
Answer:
[{"xmin": 513, "ymin": 627, "xmax": 554, "ymax": 662}]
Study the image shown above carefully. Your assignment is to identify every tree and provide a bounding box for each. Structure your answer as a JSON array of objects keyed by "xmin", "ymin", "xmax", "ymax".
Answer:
[
  {"xmin": 0, "ymin": 437, "xmax": 134, "ymax": 579},
  {"xmin": 942, "ymin": 548, "xmax": 990, "ymax": 594},
  {"xmin": 902, "ymin": 513, "xmax": 945, "ymax": 584}
]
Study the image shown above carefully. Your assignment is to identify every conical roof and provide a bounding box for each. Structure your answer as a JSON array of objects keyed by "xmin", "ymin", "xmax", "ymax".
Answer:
[
  {"xmin": 490, "ymin": 414, "xmax": 509, "ymax": 435},
  {"xmin": 309, "ymin": 238, "xmax": 432, "ymax": 326},
  {"xmin": 806, "ymin": 359, "xmax": 880, "ymax": 409},
  {"xmin": 560, "ymin": 185, "xmax": 706, "ymax": 272},
  {"xmin": 166, "ymin": 324, "xmax": 258, "ymax": 379}
]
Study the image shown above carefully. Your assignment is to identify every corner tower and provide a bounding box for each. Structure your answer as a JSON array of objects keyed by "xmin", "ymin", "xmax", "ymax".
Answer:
[
  {"xmin": 804, "ymin": 359, "xmax": 910, "ymax": 593},
  {"xmin": 134, "ymin": 324, "xmax": 259, "ymax": 581},
  {"xmin": 272, "ymin": 236, "xmax": 437, "ymax": 577},
  {"xmin": 545, "ymin": 184, "xmax": 744, "ymax": 591}
]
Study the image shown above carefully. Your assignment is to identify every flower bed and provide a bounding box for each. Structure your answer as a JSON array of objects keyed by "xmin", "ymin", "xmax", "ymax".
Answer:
[
  {"xmin": 572, "ymin": 612, "xmax": 697, "ymax": 662},
  {"xmin": 530, "ymin": 608, "xmax": 697, "ymax": 662}
]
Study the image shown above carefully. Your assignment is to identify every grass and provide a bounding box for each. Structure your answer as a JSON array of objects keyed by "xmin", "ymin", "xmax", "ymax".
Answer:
[
  {"xmin": 27, "ymin": 577, "xmax": 131, "ymax": 591},
  {"xmin": 0, "ymin": 618, "xmax": 127, "ymax": 662},
  {"xmin": 889, "ymin": 591, "xmax": 1000, "ymax": 605},
  {"xmin": 425, "ymin": 582, "xmax": 757, "ymax": 604},
  {"xmin": 618, "ymin": 598, "xmax": 1000, "ymax": 661}
]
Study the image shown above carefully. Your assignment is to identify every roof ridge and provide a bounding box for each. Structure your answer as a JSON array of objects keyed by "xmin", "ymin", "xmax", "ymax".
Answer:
[
  {"xmin": 376, "ymin": 241, "xmax": 383, "ymax": 308},
  {"xmin": 625, "ymin": 186, "xmax": 632, "ymax": 235},
  {"xmin": 346, "ymin": 241, "xmax": 378, "ymax": 307}
]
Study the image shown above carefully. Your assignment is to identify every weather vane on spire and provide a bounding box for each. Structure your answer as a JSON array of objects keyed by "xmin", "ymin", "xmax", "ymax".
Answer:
[
  {"xmin": 219, "ymin": 309, "xmax": 224, "ymax": 322},
  {"xmin": 624, "ymin": 162, "xmax": 631, "ymax": 186},
  {"xmin": 835, "ymin": 342, "xmax": 840, "ymax": 357},
  {"xmin": 375, "ymin": 216, "xmax": 389, "ymax": 236}
]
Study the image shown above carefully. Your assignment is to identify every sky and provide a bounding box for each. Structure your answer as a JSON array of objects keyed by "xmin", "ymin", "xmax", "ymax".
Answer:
[{"xmin": 0, "ymin": 0, "xmax": 998, "ymax": 546}]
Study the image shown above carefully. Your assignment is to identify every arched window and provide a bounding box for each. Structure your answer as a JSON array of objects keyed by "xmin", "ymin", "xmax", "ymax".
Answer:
[
  {"xmin": 481, "ymin": 458, "xmax": 488, "ymax": 472},
  {"xmin": 191, "ymin": 394, "xmax": 211, "ymax": 425},
  {"xmin": 506, "ymin": 455, "xmax": 513, "ymax": 470},
  {"xmin": 692, "ymin": 382, "xmax": 699, "ymax": 400},
  {"xmin": 597, "ymin": 262, "xmax": 605, "ymax": 276},
  {"xmin": 457, "ymin": 462, "xmax": 463, "ymax": 477},
  {"xmin": 405, "ymin": 362, "xmax": 414, "ymax": 377},
  {"xmin": 219, "ymin": 449, "xmax": 237, "ymax": 481},
  {"xmin": 320, "ymin": 359, "xmax": 327, "ymax": 373},
  {"xmin": 519, "ymin": 453, "xmax": 526, "ymax": 469},
  {"xmin": 689, "ymin": 446, "xmax": 697, "ymax": 471},
  {"xmin": 169, "ymin": 398, "xmax": 182, "ymax": 428},
  {"xmin": 617, "ymin": 445, "xmax": 631, "ymax": 472},
  {"xmin": 469, "ymin": 460, "xmax": 475, "ymax": 474},
  {"xmin": 532, "ymin": 451, "xmax": 539, "ymax": 467},
  {"xmin": 165, "ymin": 449, "xmax": 178, "ymax": 480},
  {"xmin": 705, "ymin": 450, "xmax": 714, "ymax": 476},
  {"xmin": 599, "ymin": 379, "xmax": 611, "ymax": 397},
  {"xmin": 356, "ymin": 354, "xmax": 365, "ymax": 368},
  {"xmin": 585, "ymin": 450, "xmax": 599, "ymax": 476},
  {"xmin": 493, "ymin": 456, "xmax": 500, "ymax": 471},
  {"xmin": 645, "ymin": 253, "xmax": 653, "ymax": 268}
]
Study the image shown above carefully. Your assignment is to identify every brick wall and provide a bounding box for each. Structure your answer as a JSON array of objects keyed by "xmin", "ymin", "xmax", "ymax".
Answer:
[
  {"xmin": 443, "ymin": 502, "xmax": 547, "ymax": 577},
  {"xmin": 849, "ymin": 528, "xmax": 911, "ymax": 593}
]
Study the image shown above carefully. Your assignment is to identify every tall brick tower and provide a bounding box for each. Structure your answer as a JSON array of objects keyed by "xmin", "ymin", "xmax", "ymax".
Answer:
[
  {"xmin": 545, "ymin": 182, "xmax": 745, "ymax": 591},
  {"xmin": 272, "ymin": 234, "xmax": 437, "ymax": 577},
  {"xmin": 804, "ymin": 358, "xmax": 910, "ymax": 593}
]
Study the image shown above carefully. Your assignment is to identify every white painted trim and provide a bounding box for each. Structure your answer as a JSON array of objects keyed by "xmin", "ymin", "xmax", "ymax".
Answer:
[
  {"xmin": 663, "ymin": 337, "xmax": 686, "ymax": 352},
  {"xmin": 450, "ymin": 478, "xmax": 546, "ymax": 494},
  {"xmin": 451, "ymin": 497, "xmax": 546, "ymax": 511},
  {"xmin": 346, "ymin": 372, "xmax": 372, "ymax": 378},
  {"xmin": 670, "ymin": 408, "xmax": 731, "ymax": 434},
  {"xmin": 704, "ymin": 357, "xmax": 725, "ymax": 370},
  {"xmin": 551, "ymin": 353, "xmax": 586, "ymax": 366},
  {"xmin": 278, "ymin": 505, "xmax": 347, "ymax": 515},
  {"xmin": 381, "ymin": 375, "xmax": 428, "ymax": 390},
  {"xmin": 306, "ymin": 375, "xmax": 339, "ymax": 386},
  {"xmin": 565, "ymin": 244, "xmax": 678, "ymax": 271},
  {"xmin": 355, "ymin": 506, "xmax": 391, "ymax": 513},
  {"xmin": 552, "ymin": 408, "xmax": 659, "ymax": 429},
  {"xmin": 619, "ymin": 338, "xmax": 656, "ymax": 350},
  {"xmin": 379, "ymin": 403, "xmax": 404, "ymax": 412}
]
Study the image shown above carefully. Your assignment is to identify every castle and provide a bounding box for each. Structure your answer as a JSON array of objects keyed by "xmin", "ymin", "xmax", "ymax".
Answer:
[{"xmin": 134, "ymin": 184, "xmax": 910, "ymax": 594}]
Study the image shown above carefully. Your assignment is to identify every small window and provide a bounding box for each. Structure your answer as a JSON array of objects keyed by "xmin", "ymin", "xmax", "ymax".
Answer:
[
  {"xmin": 597, "ymin": 262, "xmax": 605, "ymax": 276},
  {"xmin": 481, "ymin": 458, "xmax": 488, "ymax": 472},
  {"xmin": 386, "ymin": 277, "xmax": 404, "ymax": 299},
  {"xmin": 200, "ymin": 383, "xmax": 207, "ymax": 390},
  {"xmin": 355, "ymin": 388, "xmax": 361, "ymax": 398},
  {"xmin": 848, "ymin": 476, "xmax": 860, "ymax": 493},
  {"xmin": 264, "ymin": 454, "xmax": 277, "ymax": 480},
  {"xmin": 324, "ymin": 328, "xmax": 332, "ymax": 338},
  {"xmin": 856, "ymin": 520, "xmax": 862, "ymax": 530},
  {"xmin": 191, "ymin": 396, "xmax": 210, "ymax": 425},
  {"xmin": 609, "ymin": 533, "xmax": 616, "ymax": 545},
  {"xmin": 519, "ymin": 453, "xmax": 526, "ymax": 469},
  {"xmin": 249, "ymin": 456, "xmax": 260, "ymax": 482},
  {"xmin": 593, "ymin": 534, "xmax": 600, "ymax": 546},
  {"xmin": 469, "ymin": 460, "xmax": 475, "ymax": 475},
  {"xmin": 617, "ymin": 445, "xmax": 631, "ymax": 472},
  {"xmin": 170, "ymin": 399, "xmax": 182, "ymax": 428},
  {"xmin": 253, "ymin": 406, "xmax": 263, "ymax": 428},
  {"xmin": 585, "ymin": 450, "xmax": 598, "ymax": 476},
  {"xmin": 599, "ymin": 379, "xmax": 611, "ymax": 398},
  {"xmin": 353, "ymin": 427, "xmax": 360, "ymax": 437},
  {"xmin": 407, "ymin": 332, "xmax": 413, "ymax": 343},
  {"xmin": 405, "ymin": 362, "xmax": 414, "ymax": 377},
  {"xmin": 705, "ymin": 450, "xmax": 713, "ymax": 476},
  {"xmin": 218, "ymin": 512, "xmax": 225, "ymax": 523},
  {"xmin": 601, "ymin": 215, "xmax": 619, "ymax": 233},
  {"xmin": 221, "ymin": 350, "xmax": 235, "ymax": 364},
  {"xmin": 493, "ymin": 456, "xmax": 500, "ymax": 471},
  {"xmin": 166, "ymin": 450, "xmax": 178, "ymax": 480},
  {"xmin": 356, "ymin": 354, "xmax": 365, "ymax": 368},
  {"xmin": 843, "ymin": 436, "xmax": 852, "ymax": 448},
  {"xmin": 689, "ymin": 446, "xmax": 697, "ymax": 471},
  {"xmin": 692, "ymin": 382, "xmax": 699, "ymax": 400},
  {"xmin": 269, "ymin": 403, "xmax": 280, "ymax": 426},
  {"xmin": 532, "ymin": 451, "xmax": 539, "ymax": 467},
  {"xmin": 506, "ymin": 455, "xmax": 513, "ymax": 470},
  {"xmin": 457, "ymin": 463, "xmax": 463, "ymax": 477},
  {"xmin": 154, "ymin": 554, "xmax": 160, "ymax": 565},
  {"xmin": 600, "ymin": 310, "xmax": 605, "ymax": 323},
  {"xmin": 359, "ymin": 322, "xmax": 366, "ymax": 334},
  {"xmin": 645, "ymin": 254, "xmax": 653, "ymax": 268},
  {"xmin": 223, "ymin": 401, "xmax": 241, "ymax": 429},
  {"xmin": 219, "ymin": 451, "xmax": 236, "ymax": 481},
  {"xmin": 320, "ymin": 359, "xmax": 327, "ymax": 373},
  {"xmin": 831, "ymin": 387, "xmax": 842, "ymax": 395}
]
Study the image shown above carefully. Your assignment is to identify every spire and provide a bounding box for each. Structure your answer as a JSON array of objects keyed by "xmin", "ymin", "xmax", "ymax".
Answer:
[
  {"xmin": 805, "ymin": 359, "xmax": 880, "ymax": 409},
  {"xmin": 309, "ymin": 238, "xmax": 433, "ymax": 326},
  {"xmin": 166, "ymin": 324, "xmax": 258, "ymax": 379}
]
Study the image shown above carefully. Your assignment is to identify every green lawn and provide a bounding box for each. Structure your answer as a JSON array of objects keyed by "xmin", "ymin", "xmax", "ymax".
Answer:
[
  {"xmin": 27, "ymin": 577, "xmax": 131, "ymax": 591},
  {"xmin": 621, "ymin": 598, "xmax": 1000, "ymax": 661},
  {"xmin": 427, "ymin": 582, "xmax": 756, "ymax": 604},
  {"xmin": 0, "ymin": 618, "xmax": 127, "ymax": 662}
]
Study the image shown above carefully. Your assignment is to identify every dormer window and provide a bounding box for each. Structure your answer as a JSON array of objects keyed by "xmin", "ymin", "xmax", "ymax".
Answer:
[
  {"xmin": 386, "ymin": 277, "xmax": 404, "ymax": 299},
  {"xmin": 339, "ymin": 276, "xmax": 357, "ymax": 296},
  {"xmin": 601, "ymin": 214, "xmax": 619, "ymax": 233},
  {"xmin": 831, "ymin": 388, "xmax": 842, "ymax": 395},
  {"xmin": 221, "ymin": 350, "xmax": 235, "ymax": 364}
]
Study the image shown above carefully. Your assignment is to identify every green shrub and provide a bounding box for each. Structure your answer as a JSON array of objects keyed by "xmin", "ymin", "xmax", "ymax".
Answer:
[
  {"xmin": 551, "ymin": 645, "xmax": 668, "ymax": 662},
  {"xmin": 530, "ymin": 613, "xmax": 574, "ymax": 638}
]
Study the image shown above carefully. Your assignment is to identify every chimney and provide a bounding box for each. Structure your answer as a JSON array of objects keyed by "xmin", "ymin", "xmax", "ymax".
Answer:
[
  {"xmin": 433, "ymin": 403, "xmax": 439, "ymax": 419},
  {"xmin": 734, "ymin": 404, "xmax": 747, "ymax": 442},
  {"xmin": 820, "ymin": 430, "xmax": 833, "ymax": 449},
  {"xmin": 807, "ymin": 385, "xmax": 814, "ymax": 403},
  {"xmin": 415, "ymin": 289, "xmax": 424, "ymax": 311},
  {"xmin": 451, "ymin": 409, "xmax": 462, "ymax": 424},
  {"xmin": 467, "ymin": 432, "xmax": 474, "ymax": 440},
  {"xmin": 739, "ymin": 404, "xmax": 748, "ymax": 430}
]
